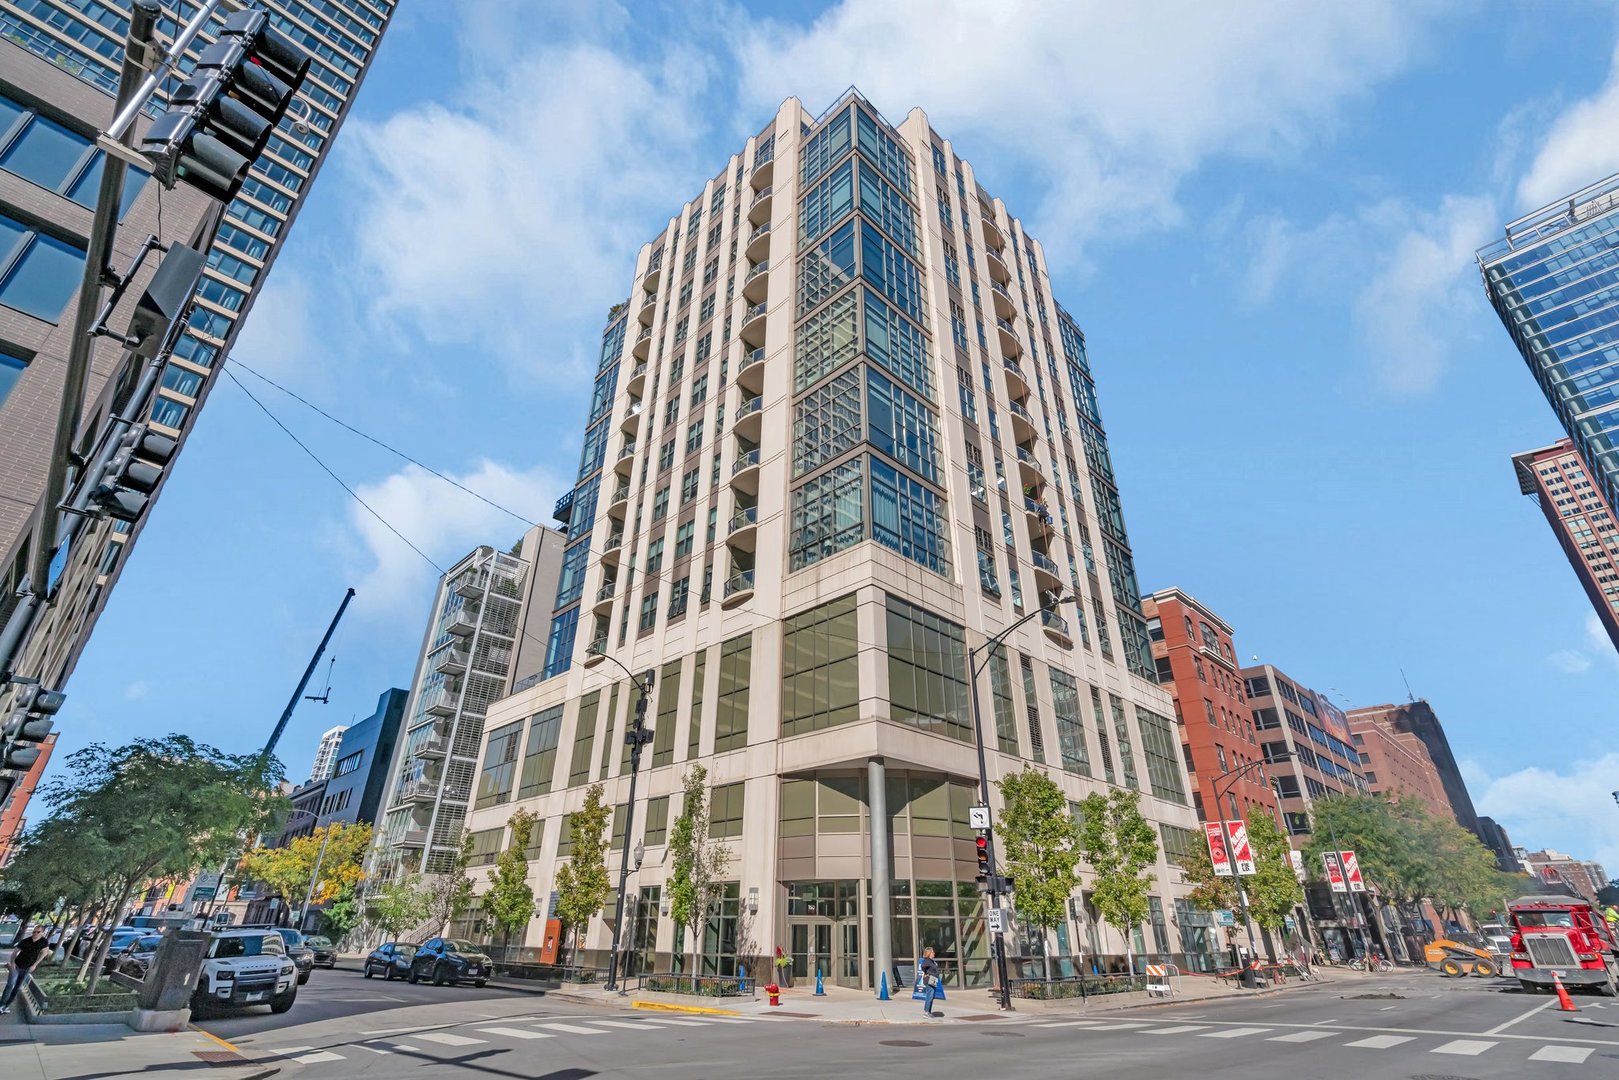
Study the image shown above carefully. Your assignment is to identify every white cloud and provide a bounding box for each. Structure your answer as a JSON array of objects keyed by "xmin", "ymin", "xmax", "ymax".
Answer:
[
  {"xmin": 1547, "ymin": 648, "xmax": 1594, "ymax": 675},
  {"xmin": 347, "ymin": 459, "xmax": 560, "ymax": 616},
  {"xmin": 1472, "ymin": 754, "xmax": 1619, "ymax": 877},
  {"xmin": 229, "ymin": 271, "xmax": 319, "ymax": 379},
  {"xmin": 123, "ymin": 680, "xmax": 148, "ymax": 701},
  {"xmin": 339, "ymin": 43, "xmax": 712, "ymax": 371},
  {"xmin": 735, "ymin": 0, "xmax": 1453, "ymax": 254},
  {"xmin": 1517, "ymin": 43, "xmax": 1619, "ymax": 211}
]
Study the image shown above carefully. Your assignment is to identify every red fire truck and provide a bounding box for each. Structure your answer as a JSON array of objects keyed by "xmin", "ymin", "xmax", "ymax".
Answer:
[{"xmin": 1507, "ymin": 895, "xmax": 1619, "ymax": 996}]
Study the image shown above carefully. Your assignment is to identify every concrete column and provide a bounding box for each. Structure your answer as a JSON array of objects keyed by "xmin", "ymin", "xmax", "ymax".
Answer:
[{"xmin": 868, "ymin": 757, "xmax": 893, "ymax": 995}]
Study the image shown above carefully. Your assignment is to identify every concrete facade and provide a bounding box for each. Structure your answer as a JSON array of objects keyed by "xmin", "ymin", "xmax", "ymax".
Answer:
[
  {"xmin": 319, "ymin": 687, "xmax": 407, "ymax": 829},
  {"xmin": 309, "ymin": 725, "xmax": 348, "ymax": 785},
  {"xmin": 459, "ymin": 92, "xmax": 1205, "ymax": 988},
  {"xmin": 1143, "ymin": 589, "xmax": 1279, "ymax": 824},
  {"xmin": 1345, "ymin": 710, "xmax": 1451, "ymax": 820},
  {"xmin": 1512, "ymin": 439, "xmax": 1619, "ymax": 653},
  {"xmin": 1238, "ymin": 664, "xmax": 1367, "ymax": 845}
]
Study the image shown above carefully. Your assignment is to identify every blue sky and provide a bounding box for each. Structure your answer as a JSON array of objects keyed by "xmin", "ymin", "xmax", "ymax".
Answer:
[{"xmin": 41, "ymin": 1, "xmax": 1619, "ymax": 872}]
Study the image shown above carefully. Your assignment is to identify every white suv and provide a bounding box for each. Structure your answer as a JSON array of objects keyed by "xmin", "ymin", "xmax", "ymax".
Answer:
[{"xmin": 192, "ymin": 929, "xmax": 298, "ymax": 1015}]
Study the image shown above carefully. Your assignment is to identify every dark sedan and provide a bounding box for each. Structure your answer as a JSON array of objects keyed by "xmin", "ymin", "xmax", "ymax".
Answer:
[
  {"xmin": 114, "ymin": 934, "xmax": 165, "ymax": 979},
  {"xmin": 241, "ymin": 926, "xmax": 315, "ymax": 984},
  {"xmin": 305, "ymin": 935, "xmax": 338, "ymax": 968},
  {"xmin": 406, "ymin": 937, "xmax": 491, "ymax": 987},
  {"xmin": 362, "ymin": 942, "xmax": 417, "ymax": 980}
]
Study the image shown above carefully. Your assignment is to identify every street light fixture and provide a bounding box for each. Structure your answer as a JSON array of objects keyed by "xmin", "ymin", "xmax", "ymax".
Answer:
[
  {"xmin": 967, "ymin": 590, "xmax": 1080, "ymax": 1011},
  {"xmin": 1211, "ymin": 752, "xmax": 1290, "ymax": 973}
]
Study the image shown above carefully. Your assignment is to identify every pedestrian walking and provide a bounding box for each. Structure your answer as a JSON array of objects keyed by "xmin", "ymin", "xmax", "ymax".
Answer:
[
  {"xmin": 919, "ymin": 946, "xmax": 942, "ymax": 1018},
  {"xmin": 1, "ymin": 925, "xmax": 51, "ymax": 1014}
]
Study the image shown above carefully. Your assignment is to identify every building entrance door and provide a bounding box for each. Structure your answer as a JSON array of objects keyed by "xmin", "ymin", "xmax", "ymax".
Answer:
[{"xmin": 789, "ymin": 920, "xmax": 861, "ymax": 989}]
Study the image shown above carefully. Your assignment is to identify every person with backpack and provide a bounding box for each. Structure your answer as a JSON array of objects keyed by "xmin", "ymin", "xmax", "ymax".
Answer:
[{"xmin": 919, "ymin": 946, "xmax": 942, "ymax": 1018}]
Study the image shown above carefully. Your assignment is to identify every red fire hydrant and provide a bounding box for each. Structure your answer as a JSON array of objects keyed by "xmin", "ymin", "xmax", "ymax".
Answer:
[{"xmin": 764, "ymin": 983, "xmax": 781, "ymax": 1007}]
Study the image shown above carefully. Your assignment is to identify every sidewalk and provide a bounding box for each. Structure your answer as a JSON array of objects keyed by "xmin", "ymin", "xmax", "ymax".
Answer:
[{"xmin": 0, "ymin": 994, "xmax": 278, "ymax": 1079}]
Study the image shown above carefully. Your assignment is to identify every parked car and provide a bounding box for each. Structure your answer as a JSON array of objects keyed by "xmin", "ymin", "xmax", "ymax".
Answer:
[
  {"xmin": 363, "ymin": 942, "xmax": 417, "ymax": 980},
  {"xmin": 100, "ymin": 929, "xmax": 145, "ymax": 973},
  {"xmin": 406, "ymin": 938, "xmax": 491, "ymax": 987},
  {"xmin": 191, "ymin": 929, "xmax": 298, "ymax": 1016},
  {"xmin": 305, "ymin": 935, "xmax": 338, "ymax": 968},
  {"xmin": 240, "ymin": 925, "xmax": 314, "ymax": 984},
  {"xmin": 114, "ymin": 934, "xmax": 165, "ymax": 979}
]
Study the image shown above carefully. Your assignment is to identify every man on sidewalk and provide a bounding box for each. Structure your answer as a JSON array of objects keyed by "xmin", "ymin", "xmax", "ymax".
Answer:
[{"xmin": 0, "ymin": 926, "xmax": 50, "ymax": 1014}]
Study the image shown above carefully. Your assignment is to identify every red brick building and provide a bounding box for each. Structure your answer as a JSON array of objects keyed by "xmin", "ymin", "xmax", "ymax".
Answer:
[
  {"xmin": 1143, "ymin": 589, "xmax": 1278, "ymax": 824},
  {"xmin": 1346, "ymin": 710, "xmax": 1452, "ymax": 820},
  {"xmin": 0, "ymin": 732, "xmax": 56, "ymax": 866}
]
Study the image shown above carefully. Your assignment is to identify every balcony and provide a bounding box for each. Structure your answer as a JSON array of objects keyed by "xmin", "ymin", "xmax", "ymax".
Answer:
[
  {"xmin": 996, "ymin": 317, "xmax": 1021, "ymax": 358},
  {"xmin": 1040, "ymin": 609, "xmax": 1073, "ymax": 644},
  {"xmin": 633, "ymin": 324, "xmax": 653, "ymax": 359},
  {"xmin": 398, "ymin": 828, "xmax": 427, "ymax": 848},
  {"xmin": 737, "ymin": 345, "xmax": 767, "ymax": 391},
  {"xmin": 728, "ymin": 505, "xmax": 759, "ymax": 548},
  {"xmin": 981, "ymin": 215, "xmax": 1005, "ymax": 251},
  {"xmin": 444, "ymin": 608, "xmax": 477, "ymax": 637},
  {"xmin": 607, "ymin": 481, "xmax": 631, "ymax": 513},
  {"xmin": 731, "ymin": 447, "xmax": 762, "ymax": 492},
  {"xmin": 413, "ymin": 732, "xmax": 449, "ymax": 759},
  {"xmin": 627, "ymin": 358, "xmax": 648, "ymax": 391},
  {"xmin": 722, "ymin": 568, "xmax": 756, "ymax": 606},
  {"xmin": 642, "ymin": 262, "xmax": 662, "ymax": 295},
  {"xmin": 742, "ymin": 260, "xmax": 770, "ymax": 302},
  {"xmin": 990, "ymin": 279, "xmax": 1016, "ymax": 319},
  {"xmin": 734, "ymin": 394, "xmax": 764, "ymax": 438},
  {"xmin": 985, "ymin": 244, "xmax": 1012, "ymax": 283},
  {"xmin": 614, "ymin": 442, "xmax": 637, "ymax": 475},
  {"xmin": 740, "ymin": 302, "xmax": 768, "ymax": 346},
  {"xmin": 746, "ymin": 221, "xmax": 772, "ymax": 262},
  {"xmin": 452, "ymin": 571, "xmax": 487, "ymax": 601},
  {"xmin": 594, "ymin": 579, "xmax": 617, "ymax": 612},
  {"xmin": 1015, "ymin": 445, "xmax": 1043, "ymax": 483},
  {"xmin": 1003, "ymin": 358, "xmax": 1029, "ymax": 395},
  {"xmin": 751, "ymin": 143, "xmax": 774, "ymax": 189},
  {"xmin": 1030, "ymin": 550, "xmax": 1063, "ymax": 587},
  {"xmin": 748, "ymin": 185, "xmax": 773, "ymax": 224},
  {"xmin": 433, "ymin": 647, "xmax": 468, "ymax": 676},
  {"xmin": 1007, "ymin": 398, "xmax": 1038, "ymax": 438},
  {"xmin": 621, "ymin": 399, "xmax": 644, "ymax": 435},
  {"xmin": 638, "ymin": 291, "xmax": 657, "ymax": 325},
  {"xmin": 583, "ymin": 635, "xmax": 609, "ymax": 666},
  {"xmin": 601, "ymin": 530, "xmax": 625, "ymax": 560},
  {"xmin": 1023, "ymin": 495, "xmax": 1053, "ymax": 528},
  {"xmin": 395, "ymin": 779, "xmax": 438, "ymax": 805},
  {"xmin": 422, "ymin": 685, "xmax": 458, "ymax": 717}
]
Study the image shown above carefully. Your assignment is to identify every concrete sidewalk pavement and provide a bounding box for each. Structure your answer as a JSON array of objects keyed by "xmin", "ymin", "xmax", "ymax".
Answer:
[{"xmin": 0, "ymin": 1008, "xmax": 279, "ymax": 1079}]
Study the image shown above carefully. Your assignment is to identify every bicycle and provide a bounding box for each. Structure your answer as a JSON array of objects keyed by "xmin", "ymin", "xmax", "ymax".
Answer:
[{"xmin": 1349, "ymin": 955, "xmax": 1393, "ymax": 973}]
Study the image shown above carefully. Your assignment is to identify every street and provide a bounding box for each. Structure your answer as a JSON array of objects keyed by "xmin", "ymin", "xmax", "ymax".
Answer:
[{"xmin": 203, "ymin": 966, "xmax": 1619, "ymax": 1079}]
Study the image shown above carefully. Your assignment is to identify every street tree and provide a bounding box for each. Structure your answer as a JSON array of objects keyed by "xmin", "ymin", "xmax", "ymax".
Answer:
[
  {"xmin": 1178, "ymin": 838, "xmax": 1240, "ymax": 914},
  {"xmin": 1077, "ymin": 789, "xmax": 1159, "ymax": 975},
  {"xmin": 667, "ymin": 764, "xmax": 731, "ymax": 976},
  {"xmin": 1242, "ymin": 807, "xmax": 1304, "ymax": 953},
  {"xmin": 237, "ymin": 821, "xmax": 372, "ymax": 922},
  {"xmin": 996, "ymin": 767, "xmax": 1083, "ymax": 981},
  {"xmin": 554, "ymin": 785, "xmax": 611, "ymax": 964},
  {"xmin": 368, "ymin": 875, "xmax": 431, "ymax": 941},
  {"xmin": 485, "ymin": 809, "xmax": 538, "ymax": 954},
  {"xmin": 423, "ymin": 831, "xmax": 477, "ymax": 936},
  {"xmin": 320, "ymin": 882, "xmax": 364, "ymax": 940}
]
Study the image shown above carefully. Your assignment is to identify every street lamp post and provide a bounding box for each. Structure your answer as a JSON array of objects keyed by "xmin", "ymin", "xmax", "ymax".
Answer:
[
  {"xmin": 1210, "ymin": 752, "xmax": 1289, "ymax": 972},
  {"xmin": 595, "ymin": 654, "xmax": 655, "ymax": 994},
  {"xmin": 967, "ymin": 591, "xmax": 1079, "ymax": 1012}
]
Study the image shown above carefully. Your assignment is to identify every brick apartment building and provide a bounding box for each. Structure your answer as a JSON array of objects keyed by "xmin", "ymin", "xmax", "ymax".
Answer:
[{"xmin": 1346, "ymin": 710, "xmax": 1452, "ymax": 820}]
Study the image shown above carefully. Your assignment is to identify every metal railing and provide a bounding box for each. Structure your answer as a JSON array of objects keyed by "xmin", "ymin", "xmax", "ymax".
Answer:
[
  {"xmin": 732, "ymin": 449, "xmax": 761, "ymax": 474},
  {"xmin": 637, "ymin": 973, "xmax": 755, "ymax": 998},
  {"xmin": 735, "ymin": 396, "xmax": 763, "ymax": 422},
  {"xmin": 596, "ymin": 581, "xmax": 617, "ymax": 603},
  {"xmin": 729, "ymin": 506, "xmax": 758, "ymax": 533},
  {"xmin": 724, "ymin": 569, "xmax": 755, "ymax": 597},
  {"xmin": 743, "ymin": 302, "xmax": 768, "ymax": 323},
  {"xmin": 753, "ymin": 186, "xmax": 773, "ymax": 204},
  {"xmin": 1007, "ymin": 972, "xmax": 1151, "ymax": 1000}
]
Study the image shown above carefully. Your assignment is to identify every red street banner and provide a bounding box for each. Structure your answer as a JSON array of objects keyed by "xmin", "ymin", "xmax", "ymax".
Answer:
[
  {"xmin": 1322, "ymin": 850, "xmax": 1348, "ymax": 893},
  {"xmin": 1340, "ymin": 850, "xmax": 1366, "ymax": 893},
  {"xmin": 1205, "ymin": 822, "xmax": 1233, "ymax": 877},
  {"xmin": 1227, "ymin": 820, "xmax": 1257, "ymax": 876}
]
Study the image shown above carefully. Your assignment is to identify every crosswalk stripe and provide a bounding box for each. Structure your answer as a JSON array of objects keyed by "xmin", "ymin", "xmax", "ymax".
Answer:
[
  {"xmin": 1344, "ymin": 1035, "xmax": 1414, "ymax": 1049},
  {"xmin": 1084, "ymin": 1021, "xmax": 1149, "ymax": 1031},
  {"xmin": 1199, "ymin": 1027, "xmax": 1270, "ymax": 1039},
  {"xmin": 413, "ymin": 1031, "xmax": 485, "ymax": 1046},
  {"xmin": 1144, "ymin": 1025, "xmax": 1207, "ymax": 1034},
  {"xmin": 477, "ymin": 1027, "xmax": 556, "ymax": 1040},
  {"xmin": 644, "ymin": 1018, "xmax": 714, "ymax": 1027},
  {"xmin": 267, "ymin": 1046, "xmax": 313, "ymax": 1056},
  {"xmin": 1530, "ymin": 1046, "xmax": 1594, "ymax": 1064},
  {"xmin": 293, "ymin": 1051, "xmax": 345, "ymax": 1064},
  {"xmin": 356, "ymin": 1045, "xmax": 391, "ymax": 1054},
  {"xmin": 1033, "ymin": 1020, "xmax": 1104, "ymax": 1028},
  {"xmin": 698, "ymin": 1017, "xmax": 757, "ymax": 1024},
  {"xmin": 537, "ymin": 1022, "xmax": 610, "ymax": 1035},
  {"xmin": 1431, "ymin": 1039, "xmax": 1495, "ymax": 1056},
  {"xmin": 1268, "ymin": 1031, "xmax": 1334, "ymax": 1043},
  {"xmin": 591, "ymin": 1020, "xmax": 669, "ymax": 1030}
]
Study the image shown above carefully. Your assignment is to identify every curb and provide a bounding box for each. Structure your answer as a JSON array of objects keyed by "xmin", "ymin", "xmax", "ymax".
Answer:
[{"xmin": 632, "ymin": 1000, "xmax": 743, "ymax": 1017}]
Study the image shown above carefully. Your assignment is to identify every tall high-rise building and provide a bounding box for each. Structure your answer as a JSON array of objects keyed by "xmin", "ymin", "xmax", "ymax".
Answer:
[
  {"xmin": 463, "ymin": 91, "xmax": 1203, "ymax": 986},
  {"xmin": 0, "ymin": 0, "xmax": 395, "ymax": 689},
  {"xmin": 1344, "ymin": 709, "xmax": 1450, "ymax": 820},
  {"xmin": 0, "ymin": 730, "xmax": 54, "ymax": 865},
  {"xmin": 371, "ymin": 525, "xmax": 565, "ymax": 878},
  {"xmin": 1344, "ymin": 701, "xmax": 1482, "ymax": 843},
  {"xmin": 1476, "ymin": 816, "xmax": 1522, "ymax": 874},
  {"xmin": 1512, "ymin": 439, "xmax": 1619, "ymax": 652},
  {"xmin": 1142, "ymin": 588, "xmax": 1279, "ymax": 825},
  {"xmin": 308, "ymin": 724, "xmax": 348, "ymax": 784},
  {"xmin": 1479, "ymin": 174, "xmax": 1619, "ymax": 513}
]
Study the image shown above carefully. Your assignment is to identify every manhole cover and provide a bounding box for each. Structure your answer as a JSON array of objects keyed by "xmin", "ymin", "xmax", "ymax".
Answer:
[
  {"xmin": 880, "ymin": 1039, "xmax": 930, "ymax": 1047},
  {"xmin": 192, "ymin": 1051, "xmax": 247, "ymax": 1065}
]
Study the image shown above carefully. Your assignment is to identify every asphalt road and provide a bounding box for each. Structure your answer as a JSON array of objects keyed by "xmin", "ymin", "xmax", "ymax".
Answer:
[{"xmin": 201, "ymin": 965, "xmax": 1619, "ymax": 1079}]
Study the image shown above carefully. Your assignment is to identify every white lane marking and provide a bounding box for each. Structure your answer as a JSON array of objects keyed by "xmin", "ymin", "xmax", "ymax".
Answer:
[
  {"xmin": 1530, "ymin": 1045, "xmax": 1595, "ymax": 1063},
  {"xmin": 1257, "ymin": 1003, "xmax": 1290, "ymax": 1009},
  {"xmin": 390, "ymin": 1043, "xmax": 424, "ymax": 1053},
  {"xmin": 643, "ymin": 1018, "xmax": 714, "ymax": 1027},
  {"xmin": 1084, "ymin": 1022, "xmax": 1150, "ymax": 1030},
  {"xmin": 356, "ymin": 1046, "xmax": 391, "ymax": 1055},
  {"xmin": 1146, "ymin": 1025, "xmax": 1208, "ymax": 1034},
  {"xmin": 1199, "ymin": 1027, "xmax": 1271, "ymax": 1039},
  {"xmin": 412, "ymin": 1031, "xmax": 485, "ymax": 1046},
  {"xmin": 1312, "ymin": 1019, "xmax": 1339, "ymax": 1025},
  {"xmin": 1378, "ymin": 1005, "xmax": 1398, "ymax": 1011},
  {"xmin": 293, "ymin": 1051, "xmax": 345, "ymax": 1064},
  {"xmin": 1485, "ymin": 997, "xmax": 1556, "ymax": 1035},
  {"xmin": 1269, "ymin": 1031, "xmax": 1334, "ymax": 1043},
  {"xmin": 359, "ymin": 1027, "xmax": 424, "ymax": 1035},
  {"xmin": 477, "ymin": 1027, "xmax": 555, "ymax": 1040},
  {"xmin": 1345, "ymin": 1035, "xmax": 1414, "ymax": 1049},
  {"xmin": 1431, "ymin": 1040, "xmax": 1496, "ymax": 1056},
  {"xmin": 536, "ymin": 1022, "xmax": 610, "ymax": 1035},
  {"xmin": 1033, "ymin": 1020, "xmax": 1105, "ymax": 1028},
  {"xmin": 697, "ymin": 1017, "xmax": 757, "ymax": 1024},
  {"xmin": 591, "ymin": 1020, "xmax": 670, "ymax": 1030},
  {"xmin": 267, "ymin": 1046, "xmax": 314, "ymax": 1055}
]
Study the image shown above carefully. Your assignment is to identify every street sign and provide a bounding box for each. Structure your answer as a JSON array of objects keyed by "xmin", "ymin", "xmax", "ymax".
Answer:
[
  {"xmin": 1289, "ymin": 850, "xmax": 1306, "ymax": 883},
  {"xmin": 1204, "ymin": 822, "xmax": 1233, "ymax": 877},
  {"xmin": 1340, "ymin": 850, "xmax": 1366, "ymax": 892},
  {"xmin": 987, "ymin": 907, "xmax": 1006, "ymax": 934},
  {"xmin": 1322, "ymin": 851, "xmax": 1348, "ymax": 893},
  {"xmin": 969, "ymin": 805, "xmax": 991, "ymax": 830},
  {"xmin": 1228, "ymin": 820, "xmax": 1256, "ymax": 876},
  {"xmin": 1216, "ymin": 910, "xmax": 1236, "ymax": 927}
]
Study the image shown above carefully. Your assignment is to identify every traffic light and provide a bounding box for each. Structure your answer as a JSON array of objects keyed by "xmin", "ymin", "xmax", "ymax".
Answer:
[
  {"xmin": 2, "ymin": 683, "xmax": 64, "ymax": 771},
  {"xmin": 139, "ymin": 9, "xmax": 311, "ymax": 202},
  {"xmin": 975, "ymin": 833, "xmax": 990, "ymax": 889},
  {"xmin": 89, "ymin": 425, "xmax": 177, "ymax": 522}
]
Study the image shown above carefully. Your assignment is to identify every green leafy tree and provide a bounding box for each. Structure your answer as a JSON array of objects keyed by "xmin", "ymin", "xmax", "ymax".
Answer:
[
  {"xmin": 666, "ymin": 764, "xmax": 731, "ymax": 975},
  {"xmin": 485, "ymin": 810, "xmax": 538, "ymax": 952},
  {"xmin": 1243, "ymin": 808, "xmax": 1304, "ymax": 955},
  {"xmin": 1077, "ymin": 789, "xmax": 1159, "ymax": 974},
  {"xmin": 996, "ymin": 768, "xmax": 1083, "ymax": 981},
  {"xmin": 368, "ymin": 875, "xmax": 431, "ymax": 941},
  {"xmin": 1177, "ymin": 837, "xmax": 1240, "ymax": 914},
  {"xmin": 424, "ymin": 831, "xmax": 477, "ymax": 936},
  {"xmin": 238, "ymin": 821, "xmax": 373, "ymax": 919},
  {"xmin": 321, "ymin": 882, "xmax": 364, "ymax": 940},
  {"xmin": 554, "ymin": 785, "xmax": 612, "ymax": 963}
]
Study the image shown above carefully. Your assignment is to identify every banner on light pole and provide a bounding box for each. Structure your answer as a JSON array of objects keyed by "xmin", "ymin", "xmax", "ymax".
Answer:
[
  {"xmin": 1228, "ymin": 821, "xmax": 1256, "ymax": 876},
  {"xmin": 1205, "ymin": 822, "xmax": 1233, "ymax": 877},
  {"xmin": 1322, "ymin": 850, "xmax": 1348, "ymax": 893},
  {"xmin": 1289, "ymin": 850, "xmax": 1306, "ymax": 883},
  {"xmin": 1340, "ymin": 850, "xmax": 1366, "ymax": 892}
]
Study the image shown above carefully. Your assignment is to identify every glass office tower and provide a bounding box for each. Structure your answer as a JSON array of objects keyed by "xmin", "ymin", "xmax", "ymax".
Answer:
[
  {"xmin": 463, "ymin": 90, "xmax": 1202, "ymax": 988},
  {"xmin": 1480, "ymin": 174, "xmax": 1619, "ymax": 513}
]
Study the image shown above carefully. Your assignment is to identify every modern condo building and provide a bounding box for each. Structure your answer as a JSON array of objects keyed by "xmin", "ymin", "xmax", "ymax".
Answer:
[
  {"xmin": 464, "ymin": 91, "xmax": 1204, "ymax": 988},
  {"xmin": 1512, "ymin": 439, "xmax": 1619, "ymax": 653}
]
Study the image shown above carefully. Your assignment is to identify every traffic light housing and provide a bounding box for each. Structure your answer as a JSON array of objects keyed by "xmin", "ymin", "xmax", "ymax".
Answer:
[
  {"xmin": 975, "ymin": 833, "xmax": 990, "ymax": 888},
  {"xmin": 139, "ymin": 9, "xmax": 311, "ymax": 201},
  {"xmin": 2, "ymin": 683, "xmax": 64, "ymax": 771},
  {"xmin": 89, "ymin": 425, "xmax": 177, "ymax": 522}
]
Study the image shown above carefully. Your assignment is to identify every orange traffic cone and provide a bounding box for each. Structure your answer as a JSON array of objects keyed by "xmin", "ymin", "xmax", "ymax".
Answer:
[{"xmin": 1553, "ymin": 973, "xmax": 1578, "ymax": 1012}]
